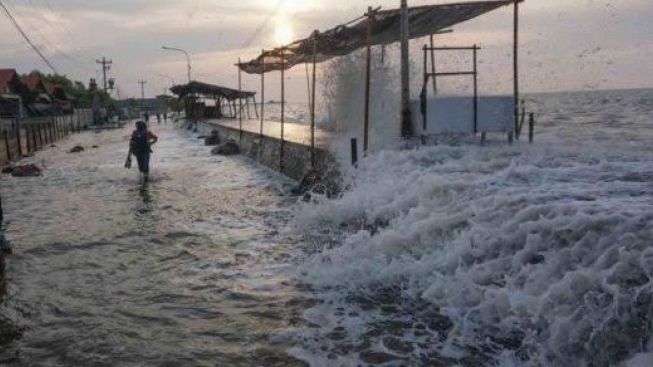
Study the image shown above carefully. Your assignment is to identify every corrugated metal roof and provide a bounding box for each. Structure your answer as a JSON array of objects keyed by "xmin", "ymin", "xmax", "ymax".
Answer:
[
  {"xmin": 170, "ymin": 81, "xmax": 256, "ymax": 100},
  {"xmin": 239, "ymin": 0, "xmax": 516, "ymax": 74}
]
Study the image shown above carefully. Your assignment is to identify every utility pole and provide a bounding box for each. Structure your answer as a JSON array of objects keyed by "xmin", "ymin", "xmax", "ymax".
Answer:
[
  {"xmin": 138, "ymin": 80, "xmax": 147, "ymax": 100},
  {"xmin": 400, "ymin": 0, "xmax": 412, "ymax": 138},
  {"xmin": 96, "ymin": 57, "xmax": 113, "ymax": 93}
]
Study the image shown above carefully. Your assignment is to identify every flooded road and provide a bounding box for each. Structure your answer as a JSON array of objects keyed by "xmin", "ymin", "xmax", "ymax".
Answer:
[{"xmin": 0, "ymin": 123, "xmax": 308, "ymax": 366}]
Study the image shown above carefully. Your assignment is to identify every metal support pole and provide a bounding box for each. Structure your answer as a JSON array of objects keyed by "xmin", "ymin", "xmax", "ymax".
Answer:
[
  {"xmin": 513, "ymin": 0, "xmax": 520, "ymax": 138},
  {"xmin": 400, "ymin": 0, "xmax": 412, "ymax": 138},
  {"xmin": 310, "ymin": 33, "xmax": 318, "ymax": 168},
  {"xmin": 363, "ymin": 7, "xmax": 374, "ymax": 153}
]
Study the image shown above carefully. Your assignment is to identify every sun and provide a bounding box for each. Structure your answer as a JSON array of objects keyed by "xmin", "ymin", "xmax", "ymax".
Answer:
[{"xmin": 274, "ymin": 17, "xmax": 294, "ymax": 46}]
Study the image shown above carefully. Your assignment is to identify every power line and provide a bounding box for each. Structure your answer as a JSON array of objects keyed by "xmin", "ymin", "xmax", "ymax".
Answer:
[
  {"xmin": 18, "ymin": 0, "xmax": 90, "ymax": 74},
  {"xmin": 41, "ymin": 0, "xmax": 86, "ymax": 57},
  {"xmin": 0, "ymin": 0, "xmax": 58, "ymax": 73}
]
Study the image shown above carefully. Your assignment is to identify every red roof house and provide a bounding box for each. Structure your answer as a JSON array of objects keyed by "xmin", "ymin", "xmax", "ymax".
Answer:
[{"xmin": 0, "ymin": 69, "xmax": 22, "ymax": 95}]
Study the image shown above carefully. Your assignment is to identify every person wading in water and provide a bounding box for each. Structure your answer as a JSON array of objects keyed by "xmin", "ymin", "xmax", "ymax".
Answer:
[{"xmin": 125, "ymin": 121, "xmax": 158, "ymax": 182}]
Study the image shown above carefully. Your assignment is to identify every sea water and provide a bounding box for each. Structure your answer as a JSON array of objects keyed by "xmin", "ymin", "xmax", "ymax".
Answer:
[
  {"xmin": 292, "ymin": 88, "xmax": 653, "ymax": 366},
  {"xmin": 0, "ymin": 124, "xmax": 310, "ymax": 366}
]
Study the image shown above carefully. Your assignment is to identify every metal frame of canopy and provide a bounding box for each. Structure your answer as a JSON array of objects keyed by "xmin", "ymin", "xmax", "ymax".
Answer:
[
  {"xmin": 170, "ymin": 81, "xmax": 258, "ymax": 131},
  {"xmin": 237, "ymin": 0, "xmax": 525, "ymax": 168}
]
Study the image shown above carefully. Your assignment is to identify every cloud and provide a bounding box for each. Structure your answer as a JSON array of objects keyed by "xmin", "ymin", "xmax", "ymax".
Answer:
[{"xmin": 0, "ymin": 0, "xmax": 649, "ymax": 98}]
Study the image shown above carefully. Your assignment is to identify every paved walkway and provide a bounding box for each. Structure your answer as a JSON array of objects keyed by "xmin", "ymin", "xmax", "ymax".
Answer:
[{"xmin": 204, "ymin": 118, "xmax": 331, "ymax": 148}]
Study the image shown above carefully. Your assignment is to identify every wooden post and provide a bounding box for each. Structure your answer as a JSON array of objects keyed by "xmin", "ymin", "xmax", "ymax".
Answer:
[
  {"xmin": 25, "ymin": 125, "xmax": 30, "ymax": 153},
  {"xmin": 31, "ymin": 126, "xmax": 37, "ymax": 150},
  {"xmin": 513, "ymin": 0, "xmax": 520, "ymax": 139},
  {"xmin": 422, "ymin": 44, "xmax": 428, "ymax": 131},
  {"xmin": 310, "ymin": 32, "xmax": 318, "ymax": 168},
  {"xmin": 363, "ymin": 7, "xmax": 374, "ymax": 153},
  {"xmin": 429, "ymin": 34, "xmax": 437, "ymax": 94},
  {"xmin": 15, "ymin": 118, "xmax": 22, "ymax": 157},
  {"xmin": 351, "ymin": 138, "xmax": 358, "ymax": 166},
  {"xmin": 38, "ymin": 124, "xmax": 43, "ymax": 147},
  {"xmin": 528, "ymin": 112, "xmax": 534, "ymax": 144},
  {"xmin": 473, "ymin": 44, "xmax": 478, "ymax": 135},
  {"xmin": 280, "ymin": 50, "xmax": 286, "ymax": 172},
  {"xmin": 400, "ymin": 0, "xmax": 412, "ymax": 139},
  {"xmin": 305, "ymin": 61, "xmax": 312, "ymax": 111},
  {"xmin": 238, "ymin": 58, "xmax": 243, "ymax": 142},
  {"xmin": 260, "ymin": 51, "xmax": 265, "ymax": 158},
  {"xmin": 4, "ymin": 130, "xmax": 11, "ymax": 162}
]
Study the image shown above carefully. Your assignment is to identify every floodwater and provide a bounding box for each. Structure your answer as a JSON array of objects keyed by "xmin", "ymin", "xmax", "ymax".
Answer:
[{"xmin": 0, "ymin": 123, "xmax": 309, "ymax": 366}]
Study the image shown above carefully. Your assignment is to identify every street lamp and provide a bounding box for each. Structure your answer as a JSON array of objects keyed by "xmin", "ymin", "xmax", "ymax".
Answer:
[{"xmin": 161, "ymin": 46, "xmax": 192, "ymax": 84}]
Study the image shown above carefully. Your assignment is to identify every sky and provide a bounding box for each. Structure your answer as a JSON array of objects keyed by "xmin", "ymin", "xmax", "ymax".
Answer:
[{"xmin": 0, "ymin": 0, "xmax": 651, "ymax": 101}]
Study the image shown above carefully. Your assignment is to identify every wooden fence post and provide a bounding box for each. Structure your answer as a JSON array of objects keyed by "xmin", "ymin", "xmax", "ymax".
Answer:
[
  {"xmin": 528, "ymin": 113, "xmax": 535, "ymax": 144},
  {"xmin": 38, "ymin": 124, "xmax": 43, "ymax": 147},
  {"xmin": 15, "ymin": 118, "xmax": 22, "ymax": 157},
  {"xmin": 4, "ymin": 130, "xmax": 11, "ymax": 162},
  {"xmin": 25, "ymin": 125, "xmax": 31, "ymax": 153},
  {"xmin": 31, "ymin": 126, "xmax": 37, "ymax": 151}
]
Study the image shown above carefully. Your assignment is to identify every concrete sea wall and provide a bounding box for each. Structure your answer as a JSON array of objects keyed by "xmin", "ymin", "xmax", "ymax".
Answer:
[{"xmin": 196, "ymin": 120, "xmax": 335, "ymax": 182}]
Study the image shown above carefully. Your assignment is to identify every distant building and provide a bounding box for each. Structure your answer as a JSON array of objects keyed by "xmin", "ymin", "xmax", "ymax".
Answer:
[
  {"xmin": 20, "ymin": 72, "xmax": 55, "ymax": 116},
  {"xmin": 45, "ymin": 82, "xmax": 73, "ymax": 114},
  {"xmin": 115, "ymin": 98, "xmax": 167, "ymax": 119},
  {"xmin": 0, "ymin": 69, "xmax": 27, "ymax": 118}
]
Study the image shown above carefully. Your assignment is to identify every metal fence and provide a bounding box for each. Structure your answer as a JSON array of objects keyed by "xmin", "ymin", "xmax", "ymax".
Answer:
[{"xmin": 0, "ymin": 109, "xmax": 93, "ymax": 163}]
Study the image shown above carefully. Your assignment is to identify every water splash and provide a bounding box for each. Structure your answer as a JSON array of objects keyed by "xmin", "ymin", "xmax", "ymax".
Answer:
[{"xmin": 293, "ymin": 89, "xmax": 653, "ymax": 366}]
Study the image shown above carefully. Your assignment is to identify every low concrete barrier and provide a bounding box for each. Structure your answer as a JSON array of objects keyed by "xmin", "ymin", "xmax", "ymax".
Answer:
[{"xmin": 196, "ymin": 120, "xmax": 335, "ymax": 182}]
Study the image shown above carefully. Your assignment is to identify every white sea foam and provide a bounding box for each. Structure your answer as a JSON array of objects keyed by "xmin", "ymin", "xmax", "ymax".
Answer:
[{"xmin": 293, "ymin": 80, "xmax": 653, "ymax": 364}]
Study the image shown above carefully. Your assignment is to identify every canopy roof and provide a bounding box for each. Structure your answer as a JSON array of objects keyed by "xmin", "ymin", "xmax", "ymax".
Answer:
[
  {"xmin": 170, "ymin": 81, "xmax": 256, "ymax": 100},
  {"xmin": 238, "ymin": 0, "xmax": 517, "ymax": 75}
]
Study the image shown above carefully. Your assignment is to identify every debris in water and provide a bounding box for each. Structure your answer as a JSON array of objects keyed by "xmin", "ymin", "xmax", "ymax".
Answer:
[
  {"xmin": 211, "ymin": 139, "xmax": 239, "ymax": 156},
  {"xmin": 11, "ymin": 164, "xmax": 41, "ymax": 177}
]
